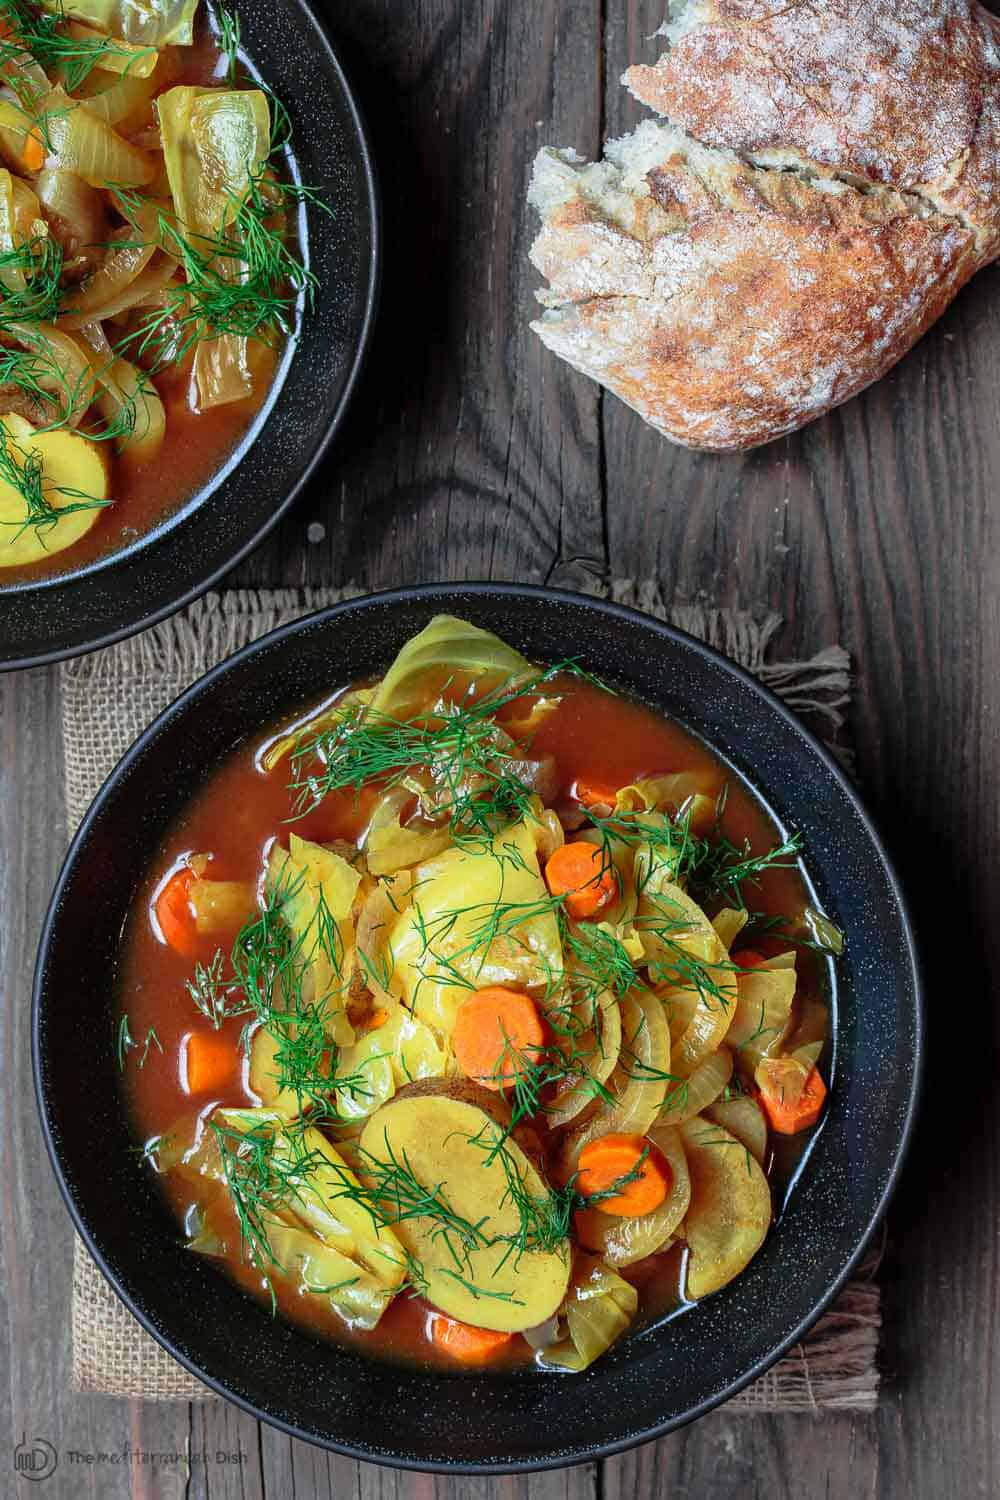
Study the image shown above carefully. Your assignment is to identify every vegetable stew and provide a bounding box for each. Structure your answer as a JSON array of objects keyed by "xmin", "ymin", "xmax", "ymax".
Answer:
[
  {"xmin": 0, "ymin": 0, "xmax": 317, "ymax": 578},
  {"xmin": 118, "ymin": 617, "xmax": 838, "ymax": 1373}
]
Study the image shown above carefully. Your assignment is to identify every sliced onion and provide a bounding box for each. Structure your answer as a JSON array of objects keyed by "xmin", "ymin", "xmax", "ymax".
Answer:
[
  {"xmin": 42, "ymin": 86, "xmax": 155, "ymax": 188},
  {"xmin": 577, "ymin": 1123, "xmax": 691, "ymax": 1267},
  {"xmin": 545, "ymin": 987, "xmax": 622, "ymax": 1130},
  {"xmin": 60, "ymin": 227, "xmax": 156, "ymax": 320},
  {"xmin": 558, "ymin": 989, "xmax": 671, "ymax": 1174},
  {"xmin": 658, "ymin": 1043, "xmax": 733, "ymax": 1124},
  {"xmin": 4, "ymin": 320, "xmax": 95, "ymax": 422},
  {"xmin": 35, "ymin": 168, "xmax": 109, "ymax": 257},
  {"xmin": 60, "ymin": 249, "xmax": 177, "ymax": 328}
]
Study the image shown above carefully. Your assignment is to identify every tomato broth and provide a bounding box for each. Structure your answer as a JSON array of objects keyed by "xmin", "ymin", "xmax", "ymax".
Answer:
[{"xmin": 118, "ymin": 654, "xmax": 834, "ymax": 1374}]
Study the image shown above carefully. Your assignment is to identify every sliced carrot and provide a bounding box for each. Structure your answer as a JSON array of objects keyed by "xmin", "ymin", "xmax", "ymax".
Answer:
[
  {"xmin": 576, "ymin": 1133, "xmax": 672, "ymax": 1217},
  {"xmin": 735, "ymin": 950, "xmax": 768, "ymax": 969},
  {"xmin": 432, "ymin": 1316, "xmax": 514, "ymax": 1364},
  {"xmin": 154, "ymin": 867, "xmax": 198, "ymax": 956},
  {"xmin": 574, "ymin": 778, "xmax": 620, "ymax": 813},
  {"xmin": 452, "ymin": 987, "xmax": 545, "ymax": 1090},
  {"xmin": 19, "ymin": 125, "xmax": 44, "ymax": 173},
  {"xmin": 182, "ymin": 1030, "xmax": 237, "ymax": 1096},
  {"xmin": 359, "ymin": 1007, "xmax": 391, "ymax": 1035},
  {"xmin": 544, "ymin": 841, "xmax": 618, "ymax": 920},
  {"xmin": 758, "ymin": 1063, "xmax": 827, "ymax": 1135}
]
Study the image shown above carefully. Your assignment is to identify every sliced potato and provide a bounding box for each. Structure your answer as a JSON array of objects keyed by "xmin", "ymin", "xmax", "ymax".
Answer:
[
  {"xmin": 388, "ymin": 819, "xmax": 563, "ymax": 1038},
  {"xmin": 577, "ymin": 1123, "xmax": 690, "ymax": 1267},
  {"xmin": 0, "ymin": 414, "xmax": 108, "ymax": 567},
  {"xmin": 704, "ymin": 1094, "xmax": 769, "ymax": 1166},
  {"xmin": 680, "ymin": 1116, "xmax": 772, "ymax": 1300},
  {"xmin": 360, "ymin": 1082, "xmax": 571, "ymax": 1333}
]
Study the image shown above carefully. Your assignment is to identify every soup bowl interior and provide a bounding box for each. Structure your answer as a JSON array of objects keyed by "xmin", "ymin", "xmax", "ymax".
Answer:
[
  {"xmin": 34, "ymin": 584, "xmax": 921, "ymax": 1471},
  {"xmin": 0, "ymin": 0, "xmax": 377, "ymax": 670}
]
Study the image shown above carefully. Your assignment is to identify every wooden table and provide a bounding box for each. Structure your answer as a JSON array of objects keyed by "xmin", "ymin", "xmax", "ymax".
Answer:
[{"xmin": 2, "ymin": 1, "xmax": 997, "ymax": 1495}]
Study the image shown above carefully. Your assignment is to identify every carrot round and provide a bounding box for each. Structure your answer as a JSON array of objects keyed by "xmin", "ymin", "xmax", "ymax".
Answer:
[
  {"xmin": 544, "ymin": 841, "xmax": 617, "ymax": 920},
  {"xmin": 431, "ymin": 1316, "xmax": 514, "ymax": 1364},
  {"xmin": 574, "ymin": 778, "xmax": 619, "ymax": 812},
  {"xmin": 182, "ymin": 1030, "xmax": 237, "ymax": 1096},
  {"xmin": 452, "ymin": 986, "xmax": 545, "ymax": 1090},
  {"xmin": 576, "ymin": 1133, "xmax": 671, "ymax": 1217},
  {"xmin": 154, "ymin": 867, "xmax": 197, "ymax": 956},
  {"xmin": 758, "ymin": 1064, "xmax": 827, "ymax": 1135}
]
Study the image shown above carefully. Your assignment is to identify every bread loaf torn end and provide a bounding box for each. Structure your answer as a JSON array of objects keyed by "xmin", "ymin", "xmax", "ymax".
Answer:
[{"xmin": 528, "ymin": 122, "xmax": 978, "ymax": 451}]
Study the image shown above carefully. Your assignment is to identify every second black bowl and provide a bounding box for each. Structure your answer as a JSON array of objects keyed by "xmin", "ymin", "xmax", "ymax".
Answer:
[
  {"xmin": 34, "ymin": 584, "xmax": 921, "ymax": 1470},
  {"xmin": 0, "ymin": 0, "xmax": 378, "ymax": 671}
]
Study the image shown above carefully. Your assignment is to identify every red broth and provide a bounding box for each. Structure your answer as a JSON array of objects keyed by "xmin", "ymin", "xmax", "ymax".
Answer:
[{"xmin": 117, "ymin": 673, "xmax": 832, "ymax": 1372}]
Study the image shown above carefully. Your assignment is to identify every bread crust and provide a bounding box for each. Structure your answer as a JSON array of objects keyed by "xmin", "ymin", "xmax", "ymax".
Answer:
[
  {"xmin": 625, "ymin": 0, "xmax": 1000, "ymax": 262},
  {"xmin": 529, "ymin": 130, "xmax": 977, "ymax": 451}
]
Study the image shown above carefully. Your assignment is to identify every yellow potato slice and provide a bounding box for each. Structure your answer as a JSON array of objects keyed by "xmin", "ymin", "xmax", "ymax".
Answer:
[
  {"xmin": 360, "ymin": 1083, "xmax": 571, "ymax": 1333},
  {"xmin": 0, "ymin": 414, "xmax": 109, "ymax": 567},
  {"xmin": 680, "ymin": 1115, "xmax": 772, "ymax": 1300}
]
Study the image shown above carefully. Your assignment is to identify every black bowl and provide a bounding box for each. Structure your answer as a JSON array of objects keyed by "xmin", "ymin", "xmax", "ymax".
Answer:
[
  {"xmin": 33, "ymin": 584, "xmax": 922, "ymax": 1471},
  {"xmin": 0, "ymin": 0, "xmax": 378, "ymax": 671}
]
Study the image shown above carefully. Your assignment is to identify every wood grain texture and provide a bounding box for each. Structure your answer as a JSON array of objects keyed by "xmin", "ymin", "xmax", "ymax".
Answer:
[{"xmin": 3, "ymin": 0, "xmax": 1000, "ymax": 1495}]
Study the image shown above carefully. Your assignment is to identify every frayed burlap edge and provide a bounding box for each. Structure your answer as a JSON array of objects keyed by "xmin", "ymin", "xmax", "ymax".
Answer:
[{"xmin": 61, "ymin": 584, "xmax": 869, "ymax": 1410}]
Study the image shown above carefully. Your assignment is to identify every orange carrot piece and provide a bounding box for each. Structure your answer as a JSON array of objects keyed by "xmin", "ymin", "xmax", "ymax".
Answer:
[
  {"xmin": 544, "ymin": 841, "xmax": 618, "ymax": 920},
  {"xmin": 432, "ymin": 1316, "xmax": 514, "ymax": 1364},
  {"xmin": 182, "ymin": 1030, "xmax": 237, "ymax": 1096},
  {"xmin": 20, "ymin": 125, "xmax": 44, "ymax": 173},
  {"xmin": 758, "ymin": 1064, "xmax": 827, "ymax": 1135},
  {"xmin": 574, "ymin": 778, "xmax": 620, "ymax": 813},
  {"xmin": 154, "ymin": 867, "xmax": 198, "ymax": 956},
  {"xmin": 452, "ymin": 987, "xmax": 545, "ymax": 1090},
  {"xmin": 576, "ymin": 1133, "xmax": 672, "ymax": 1217}
]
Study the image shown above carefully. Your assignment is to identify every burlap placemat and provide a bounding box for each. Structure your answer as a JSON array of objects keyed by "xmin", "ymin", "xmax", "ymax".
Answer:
[{"xmin": 60, "ymin": 584, "xmax": 877, "ymax": 1412}]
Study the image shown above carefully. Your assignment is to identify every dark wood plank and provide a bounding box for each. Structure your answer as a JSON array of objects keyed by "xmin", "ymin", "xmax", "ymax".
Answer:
[{"xmin": 233, "ymin": 0, "xmax": 608, "ymax": 597}]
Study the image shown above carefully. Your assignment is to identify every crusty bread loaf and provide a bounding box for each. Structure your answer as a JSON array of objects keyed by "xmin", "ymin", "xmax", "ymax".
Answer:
[{"xmin": 528, "ymin": 0, "xmax": 999, "ymax": 450}]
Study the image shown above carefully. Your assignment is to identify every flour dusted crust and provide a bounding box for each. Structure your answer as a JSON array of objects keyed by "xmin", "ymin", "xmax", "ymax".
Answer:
[
  {"xmin": 625, "ymin": 0, "xmax": 1000, "ymax": 260},
  {"xmin": 528, "ymin": 0, "xmax": 1000, "ymax": 450}
]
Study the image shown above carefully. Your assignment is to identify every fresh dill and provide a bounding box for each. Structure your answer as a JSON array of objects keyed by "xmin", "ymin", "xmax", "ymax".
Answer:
[
  {"xmin": 116, "ymin": 1015, "xmax": 162, "ymax": 1070},
  {"xmin": 286, "ymin": 662, "xmax": 593, "ymax": 835},
  {"xmin": 117, "ymin": 169, "xmax": 327, "ymax": 369},
  {"xmin": 0, "ymin": 233, "xmax": 65, "ymax": 328},
  {"xmin": 0, "ymin": 1, "xmax": 156, "ymax": 92},
  {"xmin": 213, "ymin": 3, "xmax": 240, "ymax": 85}
]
